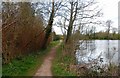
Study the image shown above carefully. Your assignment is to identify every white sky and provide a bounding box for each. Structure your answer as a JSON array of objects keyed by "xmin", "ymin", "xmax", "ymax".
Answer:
[
  {"xmin": 54, "ymin": 0, "xmax": 120, "ymax": 34},
  {"xmin": 96, "ymin": 0, "xmax": 119, "ymax": 31},
  {"xmin": 1, "ymin": 0, "xmax": 120, "ymax": 34}
]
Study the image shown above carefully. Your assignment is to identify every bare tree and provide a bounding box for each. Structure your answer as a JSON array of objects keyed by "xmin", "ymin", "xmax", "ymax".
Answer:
[
  {"xmin": 56, "ymin": 0, "xmax": 102, "ymax": 43},
  {"xmin": 65, "ymin": 1, "xmax": 78, "ymax": 43},
  {"xmin": 106, "ymin": 20, "xmax": 112, "ymax": 39},
  {"xmin": 42, "ymin": 0, "xmax": 55, "ymax": 48},
  {"xmin": 34, "ymin": 0, "xmax": 62, "ymax": 48}
]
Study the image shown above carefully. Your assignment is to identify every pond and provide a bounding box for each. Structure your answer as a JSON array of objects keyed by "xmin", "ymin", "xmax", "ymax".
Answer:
[{"xmin": 76, "ymin": 40, "xmax": 119, "ymax": 66}]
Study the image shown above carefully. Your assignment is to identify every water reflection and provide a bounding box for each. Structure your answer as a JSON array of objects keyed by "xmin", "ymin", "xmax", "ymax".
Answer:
[{"xmin": 76, "ymin": 40, "xmax": 118, "ymax": 65}]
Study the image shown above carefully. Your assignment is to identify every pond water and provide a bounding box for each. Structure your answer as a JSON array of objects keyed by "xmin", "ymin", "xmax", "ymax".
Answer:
[{"xmin": 76, "ymin": 40, "xmax": 119, "ymax": 66}]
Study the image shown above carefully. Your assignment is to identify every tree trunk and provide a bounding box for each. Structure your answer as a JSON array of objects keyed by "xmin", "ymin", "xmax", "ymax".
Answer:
[
  {"xmin": 65, "ymin": 2, "xmax": 78, "ymax": 43},
  {"xmin": 42, "ymin": 1, "xmax": 54, "ymax": 49}
]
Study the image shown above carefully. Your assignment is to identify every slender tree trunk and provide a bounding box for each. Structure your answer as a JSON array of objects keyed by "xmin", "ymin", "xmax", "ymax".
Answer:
[
  {"xmin": 65, "ymin": 20, "xmax": 73, "ymax": 43},
  {"xmin": 65, "ymin": 2, "xmax": 78, "ymax": 43},
  {"xmin": 42, "ymin": 1, "xmax": 54, "ymax": 49}
]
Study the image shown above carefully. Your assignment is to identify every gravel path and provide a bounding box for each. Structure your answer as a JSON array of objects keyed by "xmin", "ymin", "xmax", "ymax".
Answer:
[{"xmin": 33, "ymin": 41, "xmax": 61, "ymax": 77}]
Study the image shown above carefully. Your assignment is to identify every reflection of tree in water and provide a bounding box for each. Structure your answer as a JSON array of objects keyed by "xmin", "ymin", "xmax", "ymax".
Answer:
[
  {"xmin": 119, "ymin": 40, "xmax": 120, "ymax": 64},
  {"xmin": 76, "ymin": 40, "xmax": 118, "ymax": 76},
  {"xmin": 106, "ymin": 40, "xmax": 110, "ymax": 63},
  {"xmin": 76, "ymin": 40, "xmax": 117, "ymax": 65},
  {"xmin": 76, "ymin": 40, "xmax": 96, "ymax": 64},
  {"xmin": 105, "ymin": 40, "xmax": 117, "ymax": 64}
]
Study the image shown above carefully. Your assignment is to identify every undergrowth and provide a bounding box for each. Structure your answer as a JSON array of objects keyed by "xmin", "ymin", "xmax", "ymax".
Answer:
[{"xmin": 2, "ymin": 41, "xmax": 59, "ymax": 77}]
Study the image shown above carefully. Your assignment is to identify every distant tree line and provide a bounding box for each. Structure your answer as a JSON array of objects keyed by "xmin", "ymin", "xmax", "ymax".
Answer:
[{"xmin": 79, "ymin": 31, "xmax": 120, "ymax": 40}]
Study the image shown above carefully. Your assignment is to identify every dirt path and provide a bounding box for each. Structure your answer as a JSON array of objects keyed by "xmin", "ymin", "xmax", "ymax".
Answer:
[{"xmin": 34, "ymin": 41, "xmax": 61, "ymax": 76}]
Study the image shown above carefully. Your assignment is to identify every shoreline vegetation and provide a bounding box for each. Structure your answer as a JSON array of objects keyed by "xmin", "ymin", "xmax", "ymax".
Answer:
[{"xmin": 52, "ymin": 40, "xmax": 119, "ymax": 76}]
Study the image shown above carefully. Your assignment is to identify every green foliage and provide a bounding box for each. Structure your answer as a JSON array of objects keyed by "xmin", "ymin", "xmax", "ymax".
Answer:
[
  {"xmin": 53, "ymin": 35, "xmax": 61, "ymax": 41},
  {"xmin": 3, "ymin": 54, "xmax": 37, "ymax": 76},
  {"xmin": 2, "ymin": 41, "xmax": 59, "ymax": 76},
  {"xmin": 94, "ymin": 32, "xmax": 120, "ymax": 40},
  {"xmin": 52, "ymin": 44, "xmax": 76, "ymax": 76},
  {"xmin": 80, "ymin": 32, "xmax": 120, "ymax": 40},
  {"xmin": 81, "ymin": 64, "xmax": 118, "ymax": 76},
  {"xmin": 50, "ymin": 40, "xmax": 60, "ymax": 46}
]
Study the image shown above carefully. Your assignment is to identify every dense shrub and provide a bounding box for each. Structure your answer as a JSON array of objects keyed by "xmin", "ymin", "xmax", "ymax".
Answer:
[{"xmin": 2, "ymin": 2, "xmax": 51, "ymax": 64}]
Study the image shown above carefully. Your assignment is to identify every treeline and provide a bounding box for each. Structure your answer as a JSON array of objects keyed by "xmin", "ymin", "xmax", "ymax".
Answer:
[
  {"xmin": 2, "ymin": 2, "xmax": 51, "ymax": 64},
  {"xmin": 80, "ymin": 31, "xmax": 120, "ymax": 40},
  {"xmin": 94, "ymin": 32, "xmax": 120, "ymax": 40}
]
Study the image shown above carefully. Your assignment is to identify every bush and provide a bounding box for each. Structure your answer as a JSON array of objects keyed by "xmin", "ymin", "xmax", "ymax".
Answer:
[{"xmin": 53, "ymin": 35, "xmax": 61, "ymax": 41}]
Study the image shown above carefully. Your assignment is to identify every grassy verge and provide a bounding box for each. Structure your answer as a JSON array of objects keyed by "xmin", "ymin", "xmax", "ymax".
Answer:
[
  {"xmin": 52, "ymin": 43, "xmax": 76, "ymax": 76},
  {"xmin": 52, "ymin": 41, "xmax": 119, "ymax": 76},
  {"xmin": 2, "ymin": 41, "xmax": 60, "ymax": 77},
  {"xmin": 52, "ymin": 44, "xmax": 119, "ymax": 76}
]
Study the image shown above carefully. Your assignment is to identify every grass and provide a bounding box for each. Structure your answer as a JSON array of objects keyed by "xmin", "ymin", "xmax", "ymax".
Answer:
[
  {"xmin": 52, "ymin": 43, "xmax": 76, "ymax": 76},
  {"xmin": 2, "ymin": 40, "xmax": 60, "ymax": 77},
  {"xmin": 52, "ymin": 42, "xmax": 119, "ymax": 76}
]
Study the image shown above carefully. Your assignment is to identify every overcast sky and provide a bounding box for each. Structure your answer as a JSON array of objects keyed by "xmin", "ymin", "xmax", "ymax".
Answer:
[
  {"xmin": 1, "ymin": 0, "xmax": 120, "ymax": 34},
  {"xmin": 97, "ymin": 0, "xmax": 119, "ymax": 30},
  {"xmin": 54, "ymin": 0, "xmax": 120, "ymax": 34}
]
